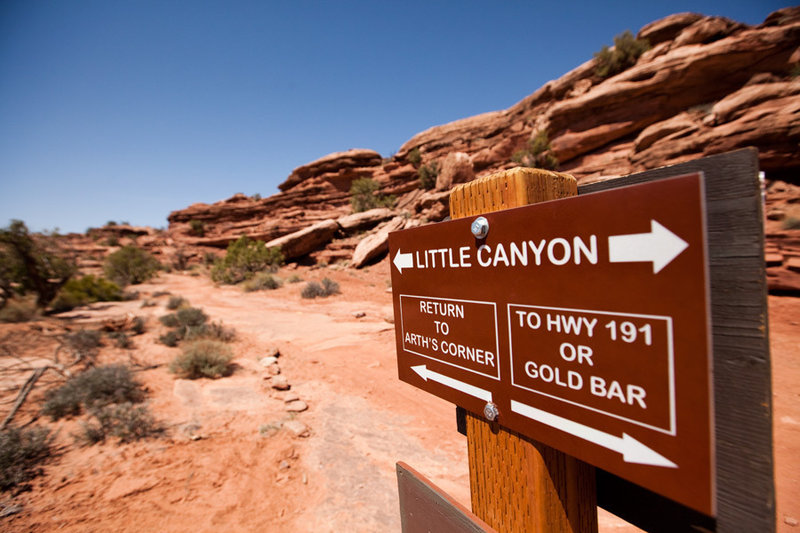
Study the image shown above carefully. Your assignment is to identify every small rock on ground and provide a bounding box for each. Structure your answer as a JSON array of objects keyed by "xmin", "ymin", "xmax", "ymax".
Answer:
[
  {"xmin": 353, "ymin": 311, "xmax": 366, "ymax": 318},
  {"xmin": 285, "ymin": 400, "xmax": 308, "ymax": 412},
  {"xmin": 259, "ymin": 356, "xmax": 278, "ymax": 367},
  {"xmin": 283, "ymin": 392, "xmax": 300, "ymax": 403},
  {"xmin": 283, "ymin": 420, "xmax": 310, "ymax": 437},
  {"xmin": 271, "ymin": 375, "xmax": 290, "ymax": 390}
]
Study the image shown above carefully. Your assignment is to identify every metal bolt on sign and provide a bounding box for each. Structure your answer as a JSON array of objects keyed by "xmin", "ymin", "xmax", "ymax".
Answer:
[
  {"xmin": 471, "ymin": 216, "xmax": 489, "ymax": 239},
  {"xmin": 483, "ymin": 402, "xmax": 499, "ymax": 422}
]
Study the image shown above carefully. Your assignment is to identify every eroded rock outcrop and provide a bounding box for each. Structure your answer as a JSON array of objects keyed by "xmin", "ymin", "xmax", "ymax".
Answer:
[{"xmin": 167, "ymin": 8, "xmax": 800, "ymax": 289}]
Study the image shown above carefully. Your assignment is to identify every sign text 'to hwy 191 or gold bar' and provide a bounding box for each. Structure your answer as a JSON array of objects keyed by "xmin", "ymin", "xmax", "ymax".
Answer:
[{"xmin": 389, "ymin": 173, "xmax": 714, "ymax": 516}]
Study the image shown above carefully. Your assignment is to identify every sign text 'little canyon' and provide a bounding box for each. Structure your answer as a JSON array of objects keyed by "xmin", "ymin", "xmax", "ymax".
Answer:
[{"xmin": 393, "ymin": 220, "xmax": 688, "ymax": 275}]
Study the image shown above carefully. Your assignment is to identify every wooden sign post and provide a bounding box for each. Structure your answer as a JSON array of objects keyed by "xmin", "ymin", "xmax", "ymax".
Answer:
[{"xmin": 449, "ymin": 167, "xmax": 597, "ymax": 533}]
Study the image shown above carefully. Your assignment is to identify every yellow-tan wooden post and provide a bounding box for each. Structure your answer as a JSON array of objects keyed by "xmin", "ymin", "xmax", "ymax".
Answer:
[{"xmin": 449, "ymin": 167, "xmax": 598, "ymax": 533}]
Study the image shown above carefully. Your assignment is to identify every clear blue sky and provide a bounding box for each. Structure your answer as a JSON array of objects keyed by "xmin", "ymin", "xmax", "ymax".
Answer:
[{"xmin": 0, "ymin": 0, "xmax": 786, "ymax": 233}]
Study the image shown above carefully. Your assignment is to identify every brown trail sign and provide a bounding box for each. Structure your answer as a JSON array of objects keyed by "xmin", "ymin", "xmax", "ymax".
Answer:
[
  {"xmin": 390, "ymin": 148, "xmax": 774, "ymax": 532},
  {"xmin": 391, "ymin": 171, "xmax": 712, "ymax": 514}
]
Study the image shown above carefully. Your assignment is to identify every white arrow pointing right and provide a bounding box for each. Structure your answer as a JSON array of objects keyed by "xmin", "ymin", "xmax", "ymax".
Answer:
[
  {"xmin": 608, "ymin": 219, "xmax": 689, "ymax": 274},
  {"xmin": 511, "ymin": 400, "xmax": 677, "ymax": 468},
  {"xmin": 393, "ymin": 249, "xmax": 414, "ymax": 274}
]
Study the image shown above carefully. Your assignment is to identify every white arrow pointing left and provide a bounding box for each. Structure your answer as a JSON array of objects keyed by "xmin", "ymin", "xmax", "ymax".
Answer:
[
  {"xmin": 608, "ymin": 219, "xmax": 689, "ymax": 274},
  {"xmin": 393, "ymin": 250, "xmax": 414, "ymax": 274},
  {"xmin": 411, "ymin": 365, "xmax": 492, "ymax": 402},
  {"xmin": 511, "ymin": 400, "xmax": 677, "ymax": 468}
]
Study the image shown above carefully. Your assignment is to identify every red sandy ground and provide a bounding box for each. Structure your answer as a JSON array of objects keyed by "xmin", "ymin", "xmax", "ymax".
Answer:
[{"xmin": 1, "ymin": 260, "xmax": 797, "ymax": 532}]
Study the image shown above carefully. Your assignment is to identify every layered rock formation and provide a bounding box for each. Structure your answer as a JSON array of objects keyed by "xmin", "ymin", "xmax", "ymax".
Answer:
[{"xmin": 168, "ymin": 7, "xmax": 800, "ymax": 291}]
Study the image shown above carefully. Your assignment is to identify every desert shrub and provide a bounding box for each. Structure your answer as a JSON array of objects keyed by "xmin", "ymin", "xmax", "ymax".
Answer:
[
  {"xmin": 210, "ymin": 236, "xmax": 284, "ymax": 284},
  {"xmin": 242, "ymin": 272, "xmax": 281, "ymax": 292},
  {"xmin": 166, "ymin": 295, "xmax": 188, "ymax": 310},
  {"xmin": 301, "ymin": 277, "xmax": 340, "ymax": 299},
  {"xmin": 42, "ymin": 364, "xmax": 144, "ymax": 420},
  {"xmin": 172, "ymin": 249, "xmax": 190, "ymax": 271},
  {"xmin": 103, "ymin": 246, "xmax": 161, "ymax": 286},
  {"xmin": 0, "ymin": 296, "xmax": 38, "ymax": 323},
  {"xmin": 512, "ymin": 130, "xmax": 559, "ymax": 170},
  {"xmin": 109, "ymin": 332, "xmax": 132, "ymax": 349},
  {"xmin": 408, "ymin": 147, "xmax": 422, "ymax": 168},
  {"xmin": 166, "ymin": 307, "xmax": 207, "ymax": 328},
  {"xmin": 782, "ymin": 216, "xmax": 800, "ymax": 230},
  {"xmin": 159, "ymin": 330, "xmax": 181, "ymax": 347},
  {"xmin": 62, "ymin": 329, "xmax": 103, "ymax": 361},
  {"xmin": 0, "ymin": 220, "xmax": 76, "ymax": 308},
  {"xmin": 594, "ymin": 30, "xmax": 650, "ymax": 78},
  {"xmin": 287, "ymin": 274, "xmax": 302, "ymax": 283},
  {"xmin": 78, "ymin": 403, "xmax": 162, "ymax": 444},
  {"xmin": 350, "ymin": 178, "xmax": 396, "ymax": 213},
  {"xmin": 189, "ymin": 219, "xmax": 205, "ymax": 237},
  {"xmin": 51, "ymin": 275, "xmax": 123, "ymax": 312},
  {"xmin": 131, "ymin": 316, "xmax": 146, "ymax": 334},
  {"xmin": 157, "ymin": 306, "xmax": 233, "ymax": 346},
  {"xmin": 0, "ymin": 426, "xmax": 53, "ymax": 492},
  {"xmin": 418, "ymin": 162, "xmax": 439, "ymax": 190},
  {"xmin": 251, "ymin": 193, "xmax": 261, "ymax": 201},
  {"xmin": 203, "ymin": 252, "xmax": 217, "ymax": 266},
  {"xmin": 184, "ymin": 321, "xmax": 236, "ymax": 343},
  {"xmin": 169, "ymin": 340, "xmax": 233, "ymax": 379}
]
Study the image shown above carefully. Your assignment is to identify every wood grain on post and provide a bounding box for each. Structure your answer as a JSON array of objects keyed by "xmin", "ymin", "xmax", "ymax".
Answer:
[{"xmin": 449, "ymin": 167, "xmax": 598, "ymax": 533}]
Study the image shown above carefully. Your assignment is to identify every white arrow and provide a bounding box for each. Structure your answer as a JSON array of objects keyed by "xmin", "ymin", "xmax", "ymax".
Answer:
[
  {"xmin": 393, "ymin": 250, "xmax": 414, "ymax": 274},
  {"xmin": 608, "ymin": 219, "xmax": 688, "ymax": 274},
  {"xmin": 510, "ymin": 400, "xmax": 677, "ymax": 468},
  {"xmin": 411, "ymin": 365, "xmax": 492, "ymax": 402}
]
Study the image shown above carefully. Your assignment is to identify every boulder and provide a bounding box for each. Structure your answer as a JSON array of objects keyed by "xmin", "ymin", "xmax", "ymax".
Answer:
[
  {"xmin": 266, "ymin": 219, "xmax": 339, "ymax": 259},
  {"xmin": 336, "ymin": 208, "xmax": 395, "ymax": 233},
  {"xmin": 637, "ymin": 12, "xmax": 704, "ymax": 46},
  {"xmin": 436, "ymin": 152, "xmax": 474, "ymax": 190},
  {"xmin": 351, "ymin": 216, "xmax": 406, "ymax": 268}
]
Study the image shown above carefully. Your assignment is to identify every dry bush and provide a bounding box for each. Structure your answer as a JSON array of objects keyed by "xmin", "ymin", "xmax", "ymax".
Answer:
[
  {"xmin": 0, "ymin": 426, "xmax": 52, "ymax": 492},
  {"xmin": 166, "ymin": 295, "xmax": 188, "ymax": 310},
  {"xmin": 242, "ymin": 272, "xmax": 281, "ymax": 292},
  {"xmin": 42, "ymin": 364, "xmax": 144, "ymax": 420},
  {"xmin": 301, "ymin": 278, "xmax": 340, "ymax": 299},
  {"xmin": 169, "ymin": 340, "xmax": 233, "ymax": 379},
  {"xmin": 0, "ymin": 295, "xmax": 38, "ymax": 323},
  {"xmin": 78, "ymin": 403, "xmax": 162, "ymax": 445}
]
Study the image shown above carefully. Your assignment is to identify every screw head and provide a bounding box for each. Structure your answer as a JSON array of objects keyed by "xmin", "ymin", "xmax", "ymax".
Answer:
[
  {"xmin": 483, "ymin": 402, "xmax": 499, "ymax": 422},
  {"xmin": 471, "ymin": 216, "xmax": 489, "ymax": 239}
]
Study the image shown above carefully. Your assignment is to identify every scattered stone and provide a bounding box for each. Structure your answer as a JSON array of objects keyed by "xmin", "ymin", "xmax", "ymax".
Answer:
[
  {"xmin": 271, "ymin": 375, "xmax": 290, "ymax": 391},
  {"xmin": 786, "ymin": 516, "xmax": 799, "ymax": 527},
  {"xmin": 353, "ymin": 311, "xmax": 366, "ymax": 318},
  {"xmin": 259, "ymin": 356, "xmax": 278, "ymax": 367},
  {"xmin": 267, "ymin": 365, "xmax": 281, "ymax": 376},
  {"xmin": 265, "ymin": 346, "xmax": 280, "ymax": 358},
  {"xmin": 283, "ymin": 392, "xmax": 300, "ymax": 403},
  {"xmin": 302, "ymin": 473, "xmax": 308, "ymax": 484},
  {"xmin": 283, "ymin": 420, "xmax": 310, "ymax": 437},
  {"xmin": 279, "ymin": 460, "xmax": 290, "ymax": 470},
  {"xmin": 285, "ymin": 400, "xmax": 308, "ymax": 413},
  {"xmin": 368, "ymin": 361, "xmax": 380, "ymax": 368},
  {"xmin": 189, "ymin": 434, "xmax": 203, "ymax": 441}
]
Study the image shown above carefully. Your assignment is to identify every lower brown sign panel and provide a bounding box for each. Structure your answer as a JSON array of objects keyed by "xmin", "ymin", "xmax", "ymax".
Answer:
[
  {"xmin": 390, "ymin": 173, "xmax": 713, "ymax": 515},
  {"xmin": 397, "ymin": 462, "xmax": 496, "ymax": 533}
]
